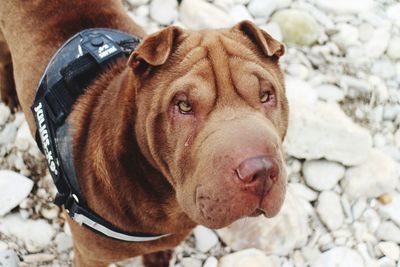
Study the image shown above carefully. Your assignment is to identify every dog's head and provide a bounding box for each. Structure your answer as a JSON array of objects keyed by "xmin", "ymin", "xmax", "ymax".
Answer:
[{"xmin": 128, "ymin": 20, "xmax": 288, "ymax": 229}]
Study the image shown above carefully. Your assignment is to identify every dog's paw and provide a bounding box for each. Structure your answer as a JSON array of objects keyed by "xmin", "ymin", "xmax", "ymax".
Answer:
[{"xmin": 142, "ymin": 250, "xmax": 173, "ymax": 267}]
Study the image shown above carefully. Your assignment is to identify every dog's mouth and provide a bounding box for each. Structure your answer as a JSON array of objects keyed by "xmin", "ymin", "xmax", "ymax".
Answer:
[{"xmin": 249, "ymin": 208, "xmax": 266, "ymax": 217}]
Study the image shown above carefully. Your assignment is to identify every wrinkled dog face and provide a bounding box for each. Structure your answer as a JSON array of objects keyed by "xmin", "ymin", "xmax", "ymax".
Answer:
[{"xmin": 129, "ymin": 21, "xmax": 288, "ymax": 229}]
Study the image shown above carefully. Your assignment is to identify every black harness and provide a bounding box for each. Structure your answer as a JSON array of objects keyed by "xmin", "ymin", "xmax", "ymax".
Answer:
[{"xmin": 31, "ymin": 28, "xmax": 170, "ymax": 242}]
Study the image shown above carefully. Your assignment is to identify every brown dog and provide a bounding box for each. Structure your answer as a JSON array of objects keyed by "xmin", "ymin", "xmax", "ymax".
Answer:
[{"xmin": 0, "ymin": 0, "xmax": 288, "ymax": 266}]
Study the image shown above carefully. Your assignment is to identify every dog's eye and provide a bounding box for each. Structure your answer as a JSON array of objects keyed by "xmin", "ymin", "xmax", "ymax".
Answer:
[
  {"xmin": 260, "ymin": 90, "xmax": 273, "ymax": 103},
  {"xmin": 177, "ymin": 100, "xmax": 193, "ymax": 114}
]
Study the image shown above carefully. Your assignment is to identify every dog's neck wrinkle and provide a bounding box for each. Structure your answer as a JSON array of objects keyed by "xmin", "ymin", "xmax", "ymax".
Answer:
[{"xmin": 70, "ymin": 61, "xmax": 195, "ymax": 234}]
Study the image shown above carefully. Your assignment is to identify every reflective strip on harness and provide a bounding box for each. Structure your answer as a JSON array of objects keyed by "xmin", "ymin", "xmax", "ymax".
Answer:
[{"xmin": 31, "ymin": 28, "xmax": 171, "ymax": 242}]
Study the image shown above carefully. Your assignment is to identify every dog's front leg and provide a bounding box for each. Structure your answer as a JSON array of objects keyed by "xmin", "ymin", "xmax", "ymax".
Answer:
[
  {"xmin": 73, "ymin": 246, "xmax": 110, "ymax": 267},
  {"xmin": 142, "ymin": 249, "xmax": 173, "ymax": 267}
]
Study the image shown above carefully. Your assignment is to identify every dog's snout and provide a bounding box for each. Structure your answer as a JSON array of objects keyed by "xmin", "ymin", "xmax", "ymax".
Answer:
[{"xmin": 235, "ymin": 156, "xmax": 278, "ymax": 195}]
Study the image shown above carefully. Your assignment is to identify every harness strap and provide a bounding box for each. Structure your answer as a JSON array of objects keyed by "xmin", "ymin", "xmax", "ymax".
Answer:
[{"xmin": 32, "ymin": 28, "xmax": 171, "ymax": 242}]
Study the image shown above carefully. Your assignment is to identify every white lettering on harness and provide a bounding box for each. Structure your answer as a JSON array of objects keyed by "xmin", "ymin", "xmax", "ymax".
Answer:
[
  {"xmin": 34, "ymin": 102, "xmax": 58, "ymax": 175},
  {"xmin": 98, "ymin": 44, "xmax": 117, "ymax": 59}
]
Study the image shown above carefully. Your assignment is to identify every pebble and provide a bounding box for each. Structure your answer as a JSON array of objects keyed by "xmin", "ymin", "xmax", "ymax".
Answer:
[
  {"xmin": 180, "ymin": 0, "xmax": 234, "ymax": 29},
  {"xmin": 316, "ymin": 191, "xmax": 344, "ymax": 231},
  {"xmin": 303, "ymin": 160, "xmax": 345, "ymax": 191},
  {"xmin": 203, "ymin": 256, "xmax": 218, "ymax": 267},
  {"xmin": 386, "ymin": 3, "xmax": 400, "ymax": 27},
  {"xmin": 315, "ymin": 84, "xmax": 345, "ymax": 103},
  {"xmin": 180, "ymin": 257, "xmax": 202, "ymax": 267},
  {"xmin": 127, "ymin": 0, "xmax": 149, "ymax": 5},
  {"xmin": 364, "ymin": 27, "xmax": 391, "ymax": 58},
  {"xmin": 0, "ymin": 123, "xmax": 17, "ymax": 145},
  {"xmin": 376, "ymin": 222, "xmax": 400, "ymax": 244},
  {"xmin": 55, "ymin": 233, "xmax": 73, "ymax": 253},
  {"xmin": 23, "ymin": 253, "xmax": 55, "ymax": 264},
  {"xmin": 0, "ymin": 170, "xmax": 34, "ymax": 216},
  {"xmin": 0, "ymin": 250, "xmax": 19, "ymax": 267},
  {"xmin": 378, "ymin": 241, "xmax": 400, "ymax": 261},
  {"xmin": 315, "ymin": 0, "xmax": 373, "ymax": 14},
  {"xmin": 271, "ymin": 9, "xmax": 320, "ymax": 46},
  {"xmin": 0, "ymin": 214, "xmax": 56, "ymax": 253},
  {"xmin": 0, "ymin": 103, "xmax": 11, "ymax": 126},
  {"xmin": 228, "ymin": 5, "xmax": 253, "ymax": 23},
  {"xmin": 284, "ymin": 102, "xmax": 372, "ymax": 166},
  {"xmin": 288, "ymin": 182, "xmax": 318, "ymax": 202},
  {"xmin": 331, "ymin": 23, "xmax": 359, "ymax": 51},
  {"xmin": 193, "ymin": 226, "xmax": 219, "ymax": 253},
  {"xmin": 217, "ymin": 191, "xmax": 309, "ymax": 255},
  {"xmin": 341, "ymin": 149, "xmax": 398, "ymax": 199},
  {"xmin": 149, "ymin": 0, "xmax": 178, "ymax": 25},
  {"xmin": 377, "ymin": 192, "xmax": 400, "ymax": 227},
  {"xmin": 219, "ymin": 249, "xmax": 279, "ymax": 267},
  {"xmin": 248, "ymin": 0, "xmax": 278, "ymax": 18},
  {"xmin": 15, "ymin": 121, "xmax": 35, "ymax": 152},
  {"xmin": 285, "ymin": 77, "xmax": 318, "ymax": 105},
  {"xmin": 311, "ymin": 247, "xmax": 364, "ymax": 267},
  {"xmin": 387, "ymin": 37, "xmax": 400, "ymax": 60}
]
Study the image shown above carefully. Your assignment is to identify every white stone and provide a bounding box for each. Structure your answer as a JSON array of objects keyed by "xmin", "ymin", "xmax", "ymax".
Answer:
[
  {"xmin": 0, "ymin": 241, "xmax": 7, "ymax": 251},
  {"xmin": 217, "ymin": 191, "xmax": 309, "ymax": 255},
  {"xmin": 331, "ymin": 24, "xmax": 359, "ymax": 51},
  {"xmin": 0, "ymin": 213, "xmax": 56, "ymax": 253},
  {"xmin": 316, "ymin": 191, "xmax": 344, "ymax": 231},
  {"xmin": 315, "ymin": 0, "xmax": 374, "ymax": 14},
  {"xmin": 214, "ymin": 0, "xmax": 235, "ymax": 11},
  {"xmin": 342, "ymin": 149, "xmax": 398, "ymax": 199},
  {"xmin": 288, "ymin": 182, "xmax": 318, "ymax": 202},
  {"xmin": 228, "ymin": 5, "xmax": 253, "ymax": 23},
  {"xmin": 0, "ymin": 250, "xmax": 19, "ymax": 267},
  {"xmin": 284, "ymin": 102, "xmax": 372, "ymax": 166},
  {"xmin": 387, "ymin": 37, "xmax": 400, "ymax": 60},
  {"xmin": 0, "ymin": 103, "xmax": 10, "ymax": 126},
  {"xmin": 0, "ymin": 123, "xmax": 17, "ymax": 145},
  {"xmin": 259, "ymin": 22, "xmax": 282, "ymax": 42},
  {"xmin": 387, "ymin": 4, "xmax": 400, "ymax": 27},
  {"xmin": 181, "ymin": 257, "xmax": 202, "ymax": 267},
  {"xmin": 180, "ymin": 0, "xmax": 234, "ymax": 29},
  {"xmin": 0, "ymin": 170, "xmax": 34, "ymax": 216},
  {"xmin": 150, "ymin": 0, "xmax": 178, "ymax": 25},
  {"xmin": 271, "ymin": 9, "xmax": 320, "ymax": 46},
  {"xmin": 378, "ymin": 242, "xmax": 400, "ymax": 261},
  {"xmin": 55, "ymin": 232, "xmax": 73, "ymax": 252},
  {"xmin": 15, "ymin": 122, "xmax": 34, "ymax": 151},
  {"xmin": 127, "ymin": 0, "xmax": 149, "ymax": 5},
  {"xmin": 203, "ymin": 256, "xmax": 218, "ymax": 267},
  {"xmin": 23, "ymin": 253, "xmax": 55, "ymax": 264},
  {"xmin": 395, "ymin": 129, "xmax": 400, "ymax": 148},
  {"xmin": 219, "ymin": 249, "xmax": 279, "ymax": 267},
  {"xmin": 376, "ymin": 222, "xmax": 400, "ymax": 243},
  {"xmin": 193, "ymin": 226, "xmax": 219, "ymax": 253},
  {"xmin": 303, "ymin": 160, "xmax": 345, "ymax": 191},
  {"xmin": 364, "ymin": 27, "xmax": 390, "ymax": 59},
  {"xmin": 285, "ymin": 77, "xmax": 318, "ymax": 105},
  {"xmin": 315, "ymin": 84, "xmax": 345, "ymax": 103},
  {"xmin": 378, "ymin": 192, "xmax": 400, "ymax": 227},
  {"xmin": 248, "ymin": 0, "xmax": 278, "ymax": 18},
  {"xmin": 311, "ymin": 247, "xmax": 364, "ymax": 267}
]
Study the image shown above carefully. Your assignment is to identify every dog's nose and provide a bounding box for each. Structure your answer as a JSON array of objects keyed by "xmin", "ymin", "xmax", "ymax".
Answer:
[{"xmin": 235, "ymin": 156, "xmax": 278, "ymax": 195}]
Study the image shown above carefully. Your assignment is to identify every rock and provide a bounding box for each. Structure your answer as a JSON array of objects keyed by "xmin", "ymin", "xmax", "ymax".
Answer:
[
  {"xmin": 217, "ymin": 191, "xmax": 309, "ymax": 255},
  {"xmin": 378, "ymin": 242, "xmax": 400, "ymax": 261},
  {"xmin": 288, "ymin": 182, "xmax": 318, "ymax": 202},
  {"xmin": 0, "ymin": 103, "xmax": 10, "ymax": 126},
  {"xmin": 149, "ymin": 0, "xmax": 178, "ymax": 25},
  {"xmin": 228, "ymin": 5, "xmax": 253, "ymax": 23},
  {"xmin": 386, "ymin": 3, "xmax": 400, "ymax": 27},
  {"xmin": 364, "ymin": 27, "xmax": 390, "ymax": 58},
  {"xmin": 0, "ymin": 170, "xmax": 34, "ymax": 216},
  {"xmin": 377, "ymin": 192, "xmax": 400, "ymax": 227},
  {"xmin": 331, "ymin": 24, "xmax": 359, "ymax": 51},
  {"xmin": 193, "ymin": 226, "xmax": 219, "ymax": 253},
  {"xmin": 181, "ymin": 257, "xmax": 202, "ymax": 267},
  {"xmin": 127, "ymin": 0, "xmax": 149, "ymax": 5},
  {"xmin": 316, "ymin": 191, "xmax": 344, "ymax": 231},
  {"xmin": 248, "ymin": 0, "xmax": 277, "ymax": 18},
  {"xmin": 0, "ymin": 123, "xmax": 17, "ymax": 145},
  {"xmin": 315, "ymin": 84, "xmax": 345, "ymax": 103},
  {"xmin": 219, "ymin": 249, "xmax": 279, "ymax": 267},
  {"xmin": 23, "ymin": 253, "xmax": 55, "ymax": 264},
  {"xmin": 363, "ymin": 208, "xmax": 381, "ymax": 233},
  {"xmin": 15, "ymin": 119, "xmax": 36, "ymax": 152},
  {"xmin": 284, "ymin": 102, "xmax": 372, "ymax": 166},
  {"xmin": 0, "ymin": 213, "xmax": 56, "ymax": 253},
  {"xmin": 387, "ymin": 37, "xmax": 400, "ymax": 60},
  {"xmin": 376, "ymin": 222, "xmax": 400, "ymax": 243},
  {"xmin": 311, "ymin": 247, "xmax": 364, "ymax": 267},
  {"xmin": 0, "ymin": 241, "xmax": 7, "ymax": 251},
  {"xmin": 341, "ymin": 149, "xmax": 398, "ymax": 199},
  {"xmin": 395, "ymin": 129, "xmax": 400, "ymax": 148},
  {"xmin": 303, "ymin": 160, "xmax": 345, "ymax": 191},
  {"xmin": 180, "ymin": 0, "xmax": 234, "ymax": 29},
  {"xmin": 271, "ymin": 9, "xmax": 320, "ymax": 46},
  {"xmin": 315, "ymin": 0, "xmax": 373, "ymax": 14},
  {"xmin": 285, "ymin": 77, "xmax": 318, "ymax": 105},
  {"xmin": 40, "ymin": 205, "xmax": 60, "ymax": 220},
  {"xmin": 203, "ymin": 256, "xmax": 218, "ymax": 267},
  {"xmin": 0, "ymin": 250, "xmax": 19, "ymax": 267},
  {"xmin": 259, "ymin": 22, "xmax": 282, "ymax": 42},
  {"xmin": 55, "ymin": 233, "xmax": 73, "ymax": 252}
]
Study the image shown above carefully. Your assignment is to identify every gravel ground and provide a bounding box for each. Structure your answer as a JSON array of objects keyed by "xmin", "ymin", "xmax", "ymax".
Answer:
[{"xmin": 1, "ymin": 0, "xmax": 400, "ymax": 266}]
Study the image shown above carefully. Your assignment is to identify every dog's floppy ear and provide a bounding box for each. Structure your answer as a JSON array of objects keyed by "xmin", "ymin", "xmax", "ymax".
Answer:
[
  {"xmin": 128, "ymin": 26, "xmax": 183, "ymax": 68},
  {"xmin": 233, "ymin": 20, "xmax": 285, "ymax": 58}
]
